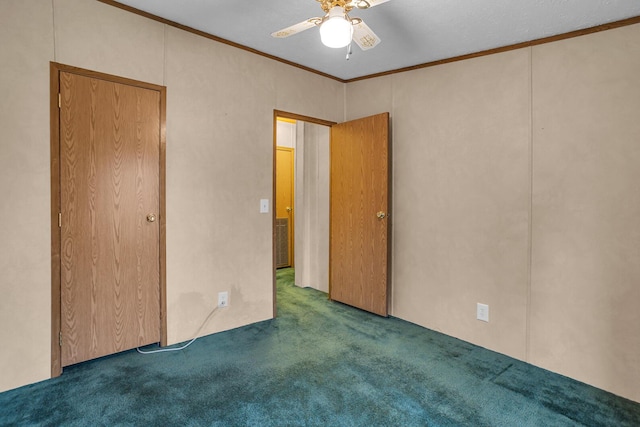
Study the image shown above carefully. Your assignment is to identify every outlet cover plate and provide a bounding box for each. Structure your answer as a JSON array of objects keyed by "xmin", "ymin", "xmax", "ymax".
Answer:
[{"xmin": 218, "ymin": 291, "xmax": 229, "ymax": 308}]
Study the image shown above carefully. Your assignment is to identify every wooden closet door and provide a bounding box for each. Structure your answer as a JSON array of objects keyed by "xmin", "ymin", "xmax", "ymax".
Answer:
[{"xmin": 60, "ymin": 71, "xmax": 160, "ymax": 366}]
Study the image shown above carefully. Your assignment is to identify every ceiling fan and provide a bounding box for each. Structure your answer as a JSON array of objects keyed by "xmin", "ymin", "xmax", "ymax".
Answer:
[{"xmin": 271, "ymin": 0, "xmax": 390, "ymax": 53}]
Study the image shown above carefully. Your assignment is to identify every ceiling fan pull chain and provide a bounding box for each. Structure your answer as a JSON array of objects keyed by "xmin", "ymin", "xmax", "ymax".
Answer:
[{"xmin": 346, "ymin": 42, "xmax": 352, "ymax": 60}]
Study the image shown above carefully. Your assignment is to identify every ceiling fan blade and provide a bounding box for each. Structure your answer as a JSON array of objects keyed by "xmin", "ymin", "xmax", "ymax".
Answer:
[
  {"xmin": 271, "ymin": 19, "xmax": 319, "ymax": 38},
  {"xmin": 352, "ymin": 20, "xmax": 381, "ymax": 50},
  {"xmin": 348, "ymin": 0, "xmax": 391, "ymax": 10}
]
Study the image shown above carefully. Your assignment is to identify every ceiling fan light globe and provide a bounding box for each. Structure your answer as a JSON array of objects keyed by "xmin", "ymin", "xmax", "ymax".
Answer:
[{"xmin": 320, "ymin": 7, "xmax": 353, "ymax": 48}]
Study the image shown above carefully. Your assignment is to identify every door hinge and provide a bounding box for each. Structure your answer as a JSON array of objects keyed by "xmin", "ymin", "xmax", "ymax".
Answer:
[
  {"xmin": 58, "ymin": 93, "xmax": 61, "ymax": 109},
  {"xmin": 58, "ymin": 212, "xmax": 62, "ymax": 228},
  {"xmin": 59, "ymin": 331, "xmax": 62, "ymax": 347}
]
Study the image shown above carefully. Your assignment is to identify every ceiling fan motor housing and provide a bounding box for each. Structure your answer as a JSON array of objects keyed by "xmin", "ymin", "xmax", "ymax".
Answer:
[{"xmin": 317, "ymin": 0, "xmax": 369, "ymax": 13}]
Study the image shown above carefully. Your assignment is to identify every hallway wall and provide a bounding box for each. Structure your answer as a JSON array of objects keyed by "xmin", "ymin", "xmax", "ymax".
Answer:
[{"xmin": 295, "ymin": 122, "xmax": 330, "ymax": 293}]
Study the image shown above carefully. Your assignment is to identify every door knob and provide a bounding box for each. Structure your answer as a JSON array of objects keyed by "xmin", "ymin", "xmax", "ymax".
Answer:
[
  {"xmin": 286, "ymin": 207, "xmax": 292, "ymax": 213},
  {"xmin": 146, "ymin": 213, "xmax": 157, "ymax": 223},
  {"xmin": 376, "ymin": 211, "xmax": 386, "ymax": 219}
]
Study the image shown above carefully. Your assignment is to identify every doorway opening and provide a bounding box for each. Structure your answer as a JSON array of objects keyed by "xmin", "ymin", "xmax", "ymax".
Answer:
[
  {"xmin": 273, "ymin": 111, "xmax": 335, "ymax": 316},
  {"xmin": 272, "ymin": 110, "xmax": 391, "ymax": 318}
]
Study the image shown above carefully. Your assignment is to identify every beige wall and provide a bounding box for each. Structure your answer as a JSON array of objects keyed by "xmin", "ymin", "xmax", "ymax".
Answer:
[
  {"xmin": 276, "ymin": 120, "xmax": 296, "ymax": 149},
  {"xmin": 0, "ymin": 0, "xmax": 55, "ymax": 393},
  {"xmin": 0, "ymin": 0, "xmax": 343, "ymax": 393},
  {"xmin": 349, "ymin": 49, "xmax": 532, "ymax": 361},
  {"xmin": 529, "ymin": 25, "xmax": 640, "ymax": 402},
  {"xmin": 346, "ymin": 25, "xmax": 640, "ymax": 402}
]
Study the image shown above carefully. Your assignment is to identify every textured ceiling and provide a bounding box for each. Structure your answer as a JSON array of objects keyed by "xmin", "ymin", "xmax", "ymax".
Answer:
[{"xmin": 110, "ymin": 0, "xmax": 640, "ymax": 81}]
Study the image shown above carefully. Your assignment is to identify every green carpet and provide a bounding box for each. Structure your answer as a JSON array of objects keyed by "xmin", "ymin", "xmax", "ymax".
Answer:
[{"xmin": 1, "ymin": 268, "xmax": 639, "ymax": 426}]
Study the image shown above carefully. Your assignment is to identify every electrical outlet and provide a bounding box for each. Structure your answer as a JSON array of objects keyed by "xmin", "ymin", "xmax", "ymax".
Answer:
[
  {"xmin": 218, "ymin": 291, "xmax": 229, "ymax": 308},
  {"xmin": 477, "ymin": 303, "xmax": 489, "ymax": 322}
]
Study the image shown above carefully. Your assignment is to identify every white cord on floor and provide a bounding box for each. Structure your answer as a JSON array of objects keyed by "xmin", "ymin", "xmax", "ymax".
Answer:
[{"xmin": 136, "ymin": 305, "xmax": 220, "ymax": 354}]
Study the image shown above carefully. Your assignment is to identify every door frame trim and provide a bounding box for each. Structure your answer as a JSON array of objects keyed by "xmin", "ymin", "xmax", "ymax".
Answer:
[
  {"xmin": 272, "ymin": 110, "xmax": 336, "ymax": 317},
  {"xmin": 50, "ymin": 62, "xmax": 168, "ymax": 376}
]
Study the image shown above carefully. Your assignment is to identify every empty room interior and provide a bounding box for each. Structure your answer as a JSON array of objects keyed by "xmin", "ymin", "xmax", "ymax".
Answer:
[{"xmin": 1, "ymin": 0, "xmax": 639, "ymax": 424}]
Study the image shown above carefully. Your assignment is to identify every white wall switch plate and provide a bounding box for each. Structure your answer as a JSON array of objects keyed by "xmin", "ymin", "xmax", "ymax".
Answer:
[
  {"xmin": 260, "ymin": 199, "xmax": 269, "ymax": 213},
  {"xmin": 477, "ymin": 303, "xmax": 489, "ymax": 322}
]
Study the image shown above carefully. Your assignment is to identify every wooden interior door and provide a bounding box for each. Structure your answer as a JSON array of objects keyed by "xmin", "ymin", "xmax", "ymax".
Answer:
[
  {"xmin": 329, "ymin": 113, "xmax": 390, "ymax": 316},
  {"xmin": 59, "ymin": 71, "xmax": 161, "ymax": 366},
  {"xmin": 276, "ymin": 146, "xmax": 294, "ymax": 268}
]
